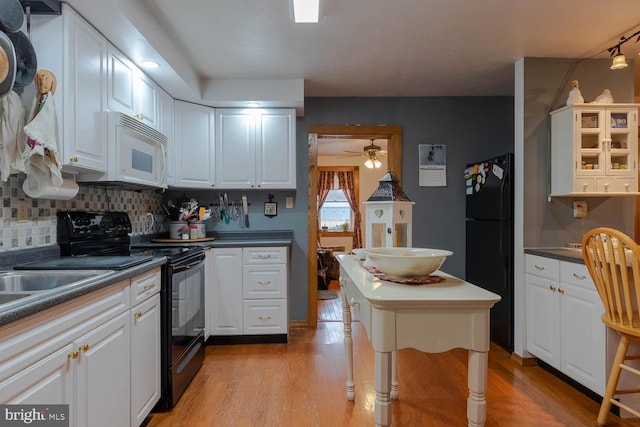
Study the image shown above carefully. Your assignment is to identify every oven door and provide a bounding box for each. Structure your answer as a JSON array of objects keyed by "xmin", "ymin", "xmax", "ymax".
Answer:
[{"xmin": 171, "ymin": 255, "xmax": 205, "ymax": 357}]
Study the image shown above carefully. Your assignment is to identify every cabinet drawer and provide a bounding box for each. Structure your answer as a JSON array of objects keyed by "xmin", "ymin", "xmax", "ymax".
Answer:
[
  {"xmin": 560, "ymin": 262, "xmax": 594, "ymax": 290},
  {"xmin": 242, "ymin": 300, "xmax": 287, "ymax": 334},
  {"xmin": 525, "ymin": 254, "xmax": 559, "ymax": 280},
  {"xmin": 131, "ymin": 268, "xmax": 161, "ymax": 306},
  {"xmin": 243, "ymin": 265, "xmax": 286, "ymax": 299},
  {"xmin": 243, "ymin": 247, "xmax": 287, "ymax": 264}
]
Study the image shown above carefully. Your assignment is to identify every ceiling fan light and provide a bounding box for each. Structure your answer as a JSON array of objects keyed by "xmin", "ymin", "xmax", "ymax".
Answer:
[
  {"xmin": 364, "ymin": 158, "xmax": 374, "ymax": 169},
  {"xmin": 373, "ymin": 158, "xmax": 382, "ymax": 168},
  {"xmin": 610, "ymin": 54, "xmax": 628, "ymax": 70}
]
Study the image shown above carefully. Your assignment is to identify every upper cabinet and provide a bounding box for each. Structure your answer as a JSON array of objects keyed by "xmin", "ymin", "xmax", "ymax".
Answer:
[
  {"xmin": 107, "ymin": 45, "xmax": 158, "ymax": 130},
  {"xmin": 215, "ymin": 109, "xmax": 296, "ymax": 189},
  {"xmin": 158, "ymin": 88, "xmax": 175, "ymax": 186},
  {"xmin": 173, "ymin": 101, "xmax": 215, "ymax": 188},
  {"xmin": 550, "ymin": 104, "xmax": 639, "ymax": 196},
  {"xmin": 30, "ymin": 4, "xmax": 108, "ymax": 172}
]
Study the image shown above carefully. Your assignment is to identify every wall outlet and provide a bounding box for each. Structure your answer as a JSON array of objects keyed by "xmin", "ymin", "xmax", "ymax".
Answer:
[
  {"xmin": 286, "ymin": 197, "xmax": 294, "ymax": 209},
  {"xmin": 17, "ymin": 200, "xmax": 28, "ymax": 222},
  {"xmin": 573, "ymin": 200, "xmax": 587, "ymax": 218}
]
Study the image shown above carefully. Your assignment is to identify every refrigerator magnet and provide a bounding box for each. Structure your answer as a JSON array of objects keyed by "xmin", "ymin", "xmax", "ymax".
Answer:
[{"xmin": 493, "ymin": 164, "xmax": 504, "ymax": 180}]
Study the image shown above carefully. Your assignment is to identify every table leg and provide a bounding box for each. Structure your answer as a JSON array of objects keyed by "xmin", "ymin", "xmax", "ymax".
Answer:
[
  {"xmin": 390, "ymin": 350, "xmax": 398, "ymax": 399},
  {"xmin": 374, "ymin": 350, "xmax": 393, "ymax": 427},
  {"xmin": 341, "ymin": 280, "xmax": 355, "ymax": 400},
  {"xmin": 466, "ymin": 349, "xmax": 488, "ymax": 427}
]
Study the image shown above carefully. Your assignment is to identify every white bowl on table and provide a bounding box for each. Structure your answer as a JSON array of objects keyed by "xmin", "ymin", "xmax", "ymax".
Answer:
[
  {"xmin": 352, "ymin": 248, "xmax": 367, "ymax": 260},
  {"xmin": 365, "ymin": 247, "xmax": 453, "ymax": 277}
]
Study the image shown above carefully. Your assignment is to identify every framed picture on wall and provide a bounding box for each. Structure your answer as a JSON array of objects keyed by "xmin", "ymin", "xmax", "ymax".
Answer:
[{"xmin": 264, "ymin": 201, "xmax": 277, "ymax": 217}]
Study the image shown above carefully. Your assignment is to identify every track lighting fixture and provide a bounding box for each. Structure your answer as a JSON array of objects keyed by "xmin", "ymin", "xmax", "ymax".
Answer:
[{"xmin": 607, "ymin": 30, "xmax": 640, "ymax": 70}]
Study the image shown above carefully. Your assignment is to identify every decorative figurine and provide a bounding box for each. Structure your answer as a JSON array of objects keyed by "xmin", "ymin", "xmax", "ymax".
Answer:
[{"xmin": 566, "ymin": 80, "xmax": 584, "ymax": 105}]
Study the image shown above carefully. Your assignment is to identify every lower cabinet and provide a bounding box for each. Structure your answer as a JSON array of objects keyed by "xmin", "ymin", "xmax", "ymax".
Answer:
[
  {"xmin": 0, "ymin": 267, "xmax": 161, "ymax": 427},
  {"xmin": 208, "ymin": 246, "xmax": 288, "ymax": 339},
  {"xmin": 525, "ymin": 254, "xmax": 605, "ymax": 395}
]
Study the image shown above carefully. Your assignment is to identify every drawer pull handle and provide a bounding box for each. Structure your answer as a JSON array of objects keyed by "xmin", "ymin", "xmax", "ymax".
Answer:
[
  {"xmin": 535, "ymin": 265, "xmax": 545, "ymax": 270},
  {"xmin": 258, "ymin": 315, "xmax": 272, "ymax": 320},
  {"xmin": 549, "ymin": 285, "xmax": 556, "ymax": 292},
  {"xmin": 258, "ymin": 281, "xmax": 272, "ymax": 285},
  {"xmin": 572, "ymin": 273, "xmax": 587, "ymax": 280},
  {"xmin": 68, "ymin": 351, "xmax": 79, "ymax": 360},
  {"xmin": 143, "ymin": 283, "xmax": 155, "ymax": 291},
  {"xmin": 258, "ymin": 254, "xmax": 272, "ymax": 259},
  {"xmin": 134, "ymin": 311, "xmax": 142, "ymax": 319},
  {"xmin": 349, "ymin": 297, "xmax": 360, "ymax": 307}
]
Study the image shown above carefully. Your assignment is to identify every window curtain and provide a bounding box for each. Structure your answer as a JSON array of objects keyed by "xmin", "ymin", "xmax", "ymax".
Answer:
[
  {"xmin": 317, "ymin": 170, "xmax": 335, "ymax": 232},
  {"xmin": 337, "ymin": 171, "xmax": 363, "ymax": 249}
]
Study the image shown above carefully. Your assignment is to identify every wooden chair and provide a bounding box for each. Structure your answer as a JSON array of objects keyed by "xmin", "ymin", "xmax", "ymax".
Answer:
[{"xmin": 582, "ymin": 227, "xmax": 640, "ymax": 425}]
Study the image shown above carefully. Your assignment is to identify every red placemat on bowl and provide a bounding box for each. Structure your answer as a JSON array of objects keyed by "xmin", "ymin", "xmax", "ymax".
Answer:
[{"xmin": 359, "ymin": 261, "xmax": 445, "ymax": 285}]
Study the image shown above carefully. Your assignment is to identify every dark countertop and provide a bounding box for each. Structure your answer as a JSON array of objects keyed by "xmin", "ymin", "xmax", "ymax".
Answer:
[
  {"xmin": 0, "ymin": 257, "xmax": 166, "ymax": 328},
  {"xmin": 132, "ymin": 230, "xmax": 294, "ymax": 249},
  {"xmin": 524, "ymin": 247, "xmax": 584, "ymax": 264}
]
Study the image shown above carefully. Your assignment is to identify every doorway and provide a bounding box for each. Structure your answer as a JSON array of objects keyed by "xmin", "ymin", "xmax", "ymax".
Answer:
[{"xmin": 307, "ymin": 124, "xmax": 403, "ymax": 327}]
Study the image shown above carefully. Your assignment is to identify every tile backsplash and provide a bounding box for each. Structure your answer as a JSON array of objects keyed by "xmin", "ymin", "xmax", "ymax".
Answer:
[{"xmin": 1, "ymin": 174, "xmax": 165, "ymax": 251}]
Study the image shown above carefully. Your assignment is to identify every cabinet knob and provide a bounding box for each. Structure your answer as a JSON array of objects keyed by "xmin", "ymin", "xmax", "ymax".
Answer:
[
  {"xmin": 549, "ymin": 285, "xmax": 556, "ymax": 292},
  {"xmin": 349, "ymin": 297, "xmax": 360, "ymax": 307},
  {"xmin": 69, "ymin": 155, "xmax": 78, "ymax": 163},
  {"xmin": 80, "ymin": 344, "xmax": 89, "ymax": 352},
  {"xmin": 68, "ymin": 351, "xmax": 79, "ymax": 360},
  {"xmin": 134, "ymin": 311, "xmax": 142, "ymax": 319},
  {"xmin": 558, "ymin": 288, "xmax": 565, "ymax": 294}
]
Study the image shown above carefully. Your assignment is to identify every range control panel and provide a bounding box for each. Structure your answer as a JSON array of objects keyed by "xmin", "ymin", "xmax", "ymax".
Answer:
[{"xmin": 57, "ymin": 211, "xmax": 132, "ymax": 241}]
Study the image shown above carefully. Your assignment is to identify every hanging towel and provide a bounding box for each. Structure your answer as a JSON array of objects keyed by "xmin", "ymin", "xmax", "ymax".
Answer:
[
  {"xmin": 23, "ymin": 91, "xmax": 62, "ymax": 188},
  {"xmin": 0, "ymin": 90, "xmax": 25, "ymax": 181}
]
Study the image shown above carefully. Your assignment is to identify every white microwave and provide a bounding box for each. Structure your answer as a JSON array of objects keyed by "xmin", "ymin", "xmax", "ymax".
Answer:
[{"xmin": 77, "ymin": 112, "xmax": 167, "ymax": 189}]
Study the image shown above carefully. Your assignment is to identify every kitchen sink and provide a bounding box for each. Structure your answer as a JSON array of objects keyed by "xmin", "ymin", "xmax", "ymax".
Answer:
[
  {"xmin": 0, "ymin": 293, "xmax": 35, "ymax": 304},
  {"xmin": 0, "ymin": 270, "xmax": 112, "ymax": 293}
]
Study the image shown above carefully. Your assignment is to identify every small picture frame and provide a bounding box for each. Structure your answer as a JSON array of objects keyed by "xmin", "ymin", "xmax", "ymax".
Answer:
[{"xmin": 264, "ymin": 201, "xmax": 277, "ymax": 217}]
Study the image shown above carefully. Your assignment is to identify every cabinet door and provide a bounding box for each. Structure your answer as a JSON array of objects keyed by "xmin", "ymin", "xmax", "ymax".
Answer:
[
  {"xmin": 135, "ymin": 70, "xmax": 158, "ymax": 129},
  {"xmin": 107, "ymin": 45, "xmax": 135, "ymax": 116},
  {"xmin": 242, "ymin": 299, "xmax": 287, "ymax": 334},
  {"xmin": 158, "ymin": 88, "xmax": 175, "ymax": 185},
  {"xmin": 525, "ymin": 274, "xmax": 560, "ymax": 369},
  {"xmin": 64, "ymin": 7, "xmax": 108, "ymax": 172},
  {"xmin": 75, "ymin": 311, "xmax": 130, "ymax": 427},
  {"xmin": 0, "ymin": 343, "xmax": 74, "ymax": 408},
  {"xmin": 604, "ymin": 107, "xmax": 637, "ymax": 178},
  {"xmin": 209, "ymin": 248, "xmax": 243, "ymax": 335},
  {"xmin": 215, "ymin": 109, "xmax": 255, "ymax": 188},
  {"xmin": 257, "ymin": 109, "xmax": 296, "ymax": 189},
  {"xmin": 173, "ymin": 101, "xmax": 215, "ymax": 188},
  {"xmin": 131, "ymin": 294, "xmax": 161, "ymax": 427}
]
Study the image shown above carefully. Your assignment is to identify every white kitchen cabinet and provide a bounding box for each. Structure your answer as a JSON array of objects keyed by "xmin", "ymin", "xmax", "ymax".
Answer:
[
  {"xmin": 75, "ymin": 311, "xmax": 130, "ymax": 427},
  {"xmin": 173, "ymin": 101, "xmax": 216, "ymax": 188},
  {"xmin": 107, "ymin": 45, "xmax": 159, "ymax": 130},
  {"xmin": 525, "ymin": 254, "xmax": 605, "ymax": 395},
  {"xmin": 130, "ymin": 268, "xmax": 161, "ymax": 427},
  {"xmin": 30, "ymin": 3, "xmax": 108, "ymax": 172},
  {"xmin": 550, "ymin": 104, "xmax": 639, "ymax": 195},
  {"xmin": 0, "ymin": 267, "xmax": 162, "ymax": 427},
  {"xmin": 209, "ymin": 246, "xmax": 288, "ymax": 338},
  {"xmin": 209, "ymin": 247, "xmax": 244, "ymax": 335},
  {"xmin": 215, "ymin": 109, "xmax": 296, "ymax": 189},
  {"xmin": 158, "ymin": 88, "xmax": 175, "ymax": 186}
]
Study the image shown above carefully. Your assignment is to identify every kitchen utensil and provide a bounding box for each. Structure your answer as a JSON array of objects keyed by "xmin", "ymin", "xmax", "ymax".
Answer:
[
  {"xmin": 242, "ymin": 195, "xmax": 249, "ymax": 228},
  {"xmin": 0, "ymin": 0, "xmax": 24, "ymax": 33},
  {"xmin": 198, "ymin": 207, "xmax": 205, "ymax": 221},
  {"xmin": 7, "ymin": 30, "xmax": 37, "ymax": 87}
]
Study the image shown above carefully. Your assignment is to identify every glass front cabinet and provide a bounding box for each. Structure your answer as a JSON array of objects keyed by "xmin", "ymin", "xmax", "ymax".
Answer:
[{"xmin": 550, "ymin": 103, "xmax": 639, "ymax": 195}]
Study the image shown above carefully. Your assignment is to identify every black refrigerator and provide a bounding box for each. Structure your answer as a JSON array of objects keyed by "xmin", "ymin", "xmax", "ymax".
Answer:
[{"xmin": 465, "ymin": 153, "xmax": 514, "ymax": 351}]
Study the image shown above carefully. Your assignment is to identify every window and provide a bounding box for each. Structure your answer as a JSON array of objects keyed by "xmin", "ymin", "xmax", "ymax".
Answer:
[{"xmin": 320, "ymin": 189, "xmax": 352, "ymax": 231}]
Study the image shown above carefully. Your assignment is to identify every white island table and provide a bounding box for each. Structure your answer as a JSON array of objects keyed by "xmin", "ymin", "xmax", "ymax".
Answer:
[{"xmin": 337, "ymin": 254, "xmax": 501, "ymax": 427}]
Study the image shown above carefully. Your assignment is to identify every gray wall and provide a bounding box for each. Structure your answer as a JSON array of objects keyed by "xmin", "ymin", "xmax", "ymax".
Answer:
[{"xmin": 522, "ymin": 58, "xmax": 636, "ymax": 247}]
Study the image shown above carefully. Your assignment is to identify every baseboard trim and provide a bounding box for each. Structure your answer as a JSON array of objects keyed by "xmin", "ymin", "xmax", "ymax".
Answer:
[{"xmin": 510, "ymin": 352, "xmax": 538, "ymax": 367}]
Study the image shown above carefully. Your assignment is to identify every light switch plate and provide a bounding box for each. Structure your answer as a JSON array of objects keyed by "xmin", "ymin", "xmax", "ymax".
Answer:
[
  {"xmin": 573, "ymin": 200, "xmax": 587, "ymax": 218},
  {"xmin": 286, "ymin": 197, "xmax": 293, "ymax": 208}
]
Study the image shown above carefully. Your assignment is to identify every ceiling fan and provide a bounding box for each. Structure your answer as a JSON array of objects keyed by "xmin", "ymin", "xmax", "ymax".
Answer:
[{"xmin": 338, "ymin": 139, "xmax": 387, "ymax": 168}]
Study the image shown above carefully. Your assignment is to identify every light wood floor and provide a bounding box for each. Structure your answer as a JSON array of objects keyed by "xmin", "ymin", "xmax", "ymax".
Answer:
[{"xmin": 144, "ymin": 282, "xmax": 640, "ymax": 427}]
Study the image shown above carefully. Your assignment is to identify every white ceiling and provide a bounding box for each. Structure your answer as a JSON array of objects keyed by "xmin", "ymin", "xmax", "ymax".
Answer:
[{"xmin": 65, "ymin": 0, "xmax": 640, "ymax": 115}]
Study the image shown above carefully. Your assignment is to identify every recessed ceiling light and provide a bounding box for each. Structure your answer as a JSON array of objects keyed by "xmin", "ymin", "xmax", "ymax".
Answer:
[
  {"xmin": 290, "ymin": 0, "xmax": 321, "ymax": 23},
  {"xmin": 140, "ymin": 60, "xmax": 160, "ymax": 69},
  {"xmin": 247, "ymin": 102, "xmax": 261, "ymax": 108}
]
